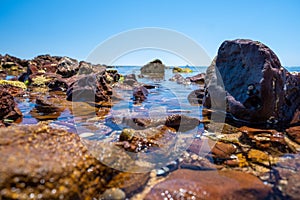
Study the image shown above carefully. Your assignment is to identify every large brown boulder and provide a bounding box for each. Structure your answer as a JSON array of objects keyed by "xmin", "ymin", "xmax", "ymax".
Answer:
[
  {"xmin": 204, "ymin": 39, "xmax": 300, "ymax": 124},
  {"xmin": 0, "ymin": 124, "xmax": 117, "ymax": 200}
]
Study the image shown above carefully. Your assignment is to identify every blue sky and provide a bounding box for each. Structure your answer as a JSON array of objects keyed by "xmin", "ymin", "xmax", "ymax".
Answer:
[{"xmin": 0, "ymin": 0, "xmax": 299, "ymax": 66}]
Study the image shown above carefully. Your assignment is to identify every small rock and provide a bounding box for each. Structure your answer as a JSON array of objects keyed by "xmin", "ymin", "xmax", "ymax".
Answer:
[
  {"xmin": 133, "ymin": 86, "xmax": 148, "ymax": 103},
  {"xmin": 247, "ymin": 149, "xmax": 269, "ymax": 164},
  {"xmin": 211, "ymin": 141, "xmax": 237, "ymax": 160},
  {"xmin": 165, "ymin": 114, "xmax": 200, "ymax": 132},
  {"xmin": 169, "ymin": 73, "xmax": 191, "ymax": 84},
  {"xmin": 101, "ymin": 188, "xmax": 126, "ymax": 200},
  {"xmin": 172, "ymin": 66, "xmax": 192, "ymax": 73},
  {"xmin": 239, "ymin": 126, "xmax": 290, "ymax": 154},
  {"xmin": 286, "ymin": 126, "xmax": 300, "ymax": 144},
  {"xmin": 187, "ymin": 73, "xmax": 205, "ymax": 84}
]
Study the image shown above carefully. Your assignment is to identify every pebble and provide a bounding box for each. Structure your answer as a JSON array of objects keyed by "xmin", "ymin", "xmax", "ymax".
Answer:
[{"xmin": 101, "ymin": 188, "xmax": 126, "ymax": 200}]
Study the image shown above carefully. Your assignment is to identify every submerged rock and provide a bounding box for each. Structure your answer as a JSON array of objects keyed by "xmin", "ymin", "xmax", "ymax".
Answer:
[
  {"xmin": 188, "ymin": 88, "xmax": 205, "ymax": 105},
  {"xmin": 0, "ymin": 124, "xmax": 117, "ymax": 199},
  {"xmin": 269, "ymin": 154, "xmax": 300, "ymax": 199},
  {"xmin": 133, "ymin": 86, "xmax": 148, "ymax": 103},
  {"xmin": 107, "ymin": 172, "xmax": 150, "ymax": 198},
  {"xmin": 145, "ymin": 169, "xmax": 272, "ymax": 200},
  {"xmin": 30, "ymin": 95, "xmax": 65, "ymax": 120},
  {"xmin": 122, "ymin": 114, "xmax": 199, "ymax": 132},
  {"xmin": 204, "ymin": 39, "xmax": 300, "ymax": 124},
  {"xmin": 116, "ymin": 126, "xmax": 176, "ymax": 153},
  {"xmin": 165, "ymin": 114, "xmax": 200, "ymax": 132}
]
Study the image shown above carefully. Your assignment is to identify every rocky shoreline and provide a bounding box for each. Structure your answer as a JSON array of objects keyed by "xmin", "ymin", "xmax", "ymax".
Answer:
[{"xmin": 1, "ymin": 39, "xmax": 300, "ymax": 199}]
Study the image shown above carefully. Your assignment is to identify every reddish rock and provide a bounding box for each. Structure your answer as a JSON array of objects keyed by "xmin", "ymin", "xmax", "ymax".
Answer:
[
  {"xmin": 211, "ymin": 141, "xmax": 237, "ymax": 159},
  {"xmin": 30, "ymin": 95, "xmax": 65, "ymax": 120},
  {"xmin": 77, "ymin": 61, "xmax": 106, "ymax": 75},
  {"xmin": 29, "ymin": 54, "xmax": 61, "ymax": 74},
  {"xmin": 145, "ymin": 169, "xmax": 271, "ymax": 200},
  {"xmin": 204, "ymin": 39, "xmax": 300, "ymax": 124},
  {"xmin": 107, "ymin": 172, "xmax": 150, "ymax": 197},
  {"xmin": 270, "ymin": 154, "xmax": 300, "ymax": 199},
  {"xmin": 47, "ymin": 76, "xmax": 69, "ymax": 91},
  {"xmin": 66, "ymin": 73, "xmax": 112, "ymax": 102},
  {"xmin": 169, "ymin": 73, "xmax": 191, "ymax": 84},
  {"xmin": 116, "ymin": 126, "xmax": 176, "ymax": 153},
  {"xmin": 0, "ymin": 54, "xmax": 28, "ymax": 70},
  {"xmin": 239, "ymin": 126, "xmax": 290, "ymax": 154},
  {"xmin": 133, "ymin": 86, "xmax": 148, "ymax": 103},
  {"xmin": 286, "ymin": 126, "xmax": 300, "ymax": 144},
  {"xmin": 18, "ymin": 55, "xmax": 61, "ymax": 83},
  {"xmin": 56, "ymin": 56, "xmax": 79, "ymax": 78},
  {"xmin": 187, "ymin": 73, "xmax": 205, "ymax": 84},
  {"xmin": 123, "ymin": 74, "xmax": 138, "ymax": 86},
  {"xmin": 0, "ymin": 70, "xmax": 6, "ymax": 79},
  {"xmin": 0, "ymin": 87, "xmax": 22, "ymax": 122}
]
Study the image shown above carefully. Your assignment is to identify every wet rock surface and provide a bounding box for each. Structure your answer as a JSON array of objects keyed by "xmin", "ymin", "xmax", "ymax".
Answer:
[
  {"xmin": 286, "ymin": 126, "xmax": 300, "ymax": 144},
  {"xmin": 66, "ymin": 73, "xmax": 112, "ymax": 102},
  {"xmin": 204, "ymin": 39, "xmax": 300, "ymax": 124},
  {"xmin": 268, "ymin": 154, "xmax": 300, "ymax": 199},
  {"xmin": 145, "ymin": 169, "xmax": 272, "ymax": 200},
  {"xmin": 169, "ymin": 73, "xmax": 191, "ymax": 84},
  {"xmin": 187, "ymin": 72, "xmax": 206, "ymax": 84},
  {"xmin": 0, "ymin": 86, "xmax": 22, "ymax": 123},
  {"xmin": 239, "ymin": 126, "xmax": 291, "ymax": 154},
  {"xmin": 107, "ymin": 172, "xmax": 150, "ymax": 198},
  {"xmin": 188, "ymin": 88, "xmax": 205, "ymax": 105},
  {"xmin": 0, "ymin": 124, "xmax": 117, "ymax": 200},
  {"xmin": 30, "ymin": 95, "xmax": 66, "ymax": 120},
  {"xmin": 116, "ymin": 126, "xmax": 176, "ymax": 153},
  {"xmin": 133, "ymin": 86, "xmax": 148, "ymax": 103}
]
